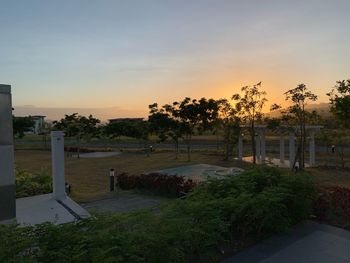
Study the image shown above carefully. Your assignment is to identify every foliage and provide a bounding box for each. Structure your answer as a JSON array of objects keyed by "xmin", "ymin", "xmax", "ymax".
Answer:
[
  {"xmin": 103, "ymin": 121, "xmax": 151, "ymax": 155},
  {"xmin": 148, "ymin": 103, "xmax": 184, "ymax": 159},
  {"xmin": 53, "ymin": 113, "xmax": 101, "ymax": 158},
  {"xmin": 16, "ymin": 169, "xmax": 52, "ymax": 198},
  {"xmin": 149, "ymin": 98, "xmax": 221, "ymax": 161},
  {"xmin": 216, "ymin": 99, "xmax": 241, "ymax": 160},
  {"xmin": 314, "ymin": 186, "xmax": 350, "ymax": 230},
  {"xmin": 117, "ymin": 172, "xmax": 197, "ymax": 197},
  {"xmin": 0, "ymin": 167, "xmax": 316, "ymax": 263},
  {"xmin": 13, "ymin": 116, "xmax": 35, "ymax": 138},
  {"xmin": 328, "ymin": 79, "xmax": 350, "ymax": 127},
  {"xmin": 232, "ymin": 82, "xmax": 267, "ymax": 164},
  {"xmin": 272, "ymin": 84, "xmax": 318, "ymax": 170}
]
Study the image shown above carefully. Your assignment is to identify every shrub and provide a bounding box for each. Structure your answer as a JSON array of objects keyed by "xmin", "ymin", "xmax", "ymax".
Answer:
[
  {"xmin": 16, "ymin": 170, "xmax": 52, "ymax": 198},
  {"xmin": 1, "ymin": 167, "xmax": 316, "ymax": 263},
  {"xmin": 314, "ymin": 186, "xmax": 350, "ymax": 229},
  {"xmin": 117, "ymin": 172, "xmax": 198, "ymax": 197}
]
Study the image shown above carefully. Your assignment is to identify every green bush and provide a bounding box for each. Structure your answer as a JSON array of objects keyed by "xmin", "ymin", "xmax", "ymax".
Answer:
[
  {"xmin": 16, "ymin": 169, "xmax": 52, "ymax": 198},
  {"xmin": 1, "ymin": 166, "xmax": 315, "ymax": 263}
]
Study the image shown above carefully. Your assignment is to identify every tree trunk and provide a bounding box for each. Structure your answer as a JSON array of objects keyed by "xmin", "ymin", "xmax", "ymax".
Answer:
[
  {"xmin": 174, "ymin": 139, "xmax": 179, "ymax": 159},
  {"xmin": 186, "ymin": 134, "xmax": 191, "ymax": 162},
  {"xmin": 77, "ymin": 134, "xmax": 81, "ymax": 159},
  {"xmin": 251, "ymin": 122, "xmax": 256, "ymax": 164}
]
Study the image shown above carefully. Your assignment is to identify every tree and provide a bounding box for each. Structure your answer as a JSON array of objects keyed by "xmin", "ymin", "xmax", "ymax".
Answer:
[
  {"xmin": 13, "ymin": 116, "xmax": 34, "ymax": 138},
  {"xmin": 217, "ymin": 99, "xmax": 241, "ymax": 160},
  {"xmin": 148, "ymin": 103, "xmax": 182, "ymax": 159},
  {"xmin": 53, "ymin": 113, "xmax": 101, "ymax": 158},
  {"xmin": 232, "ymin": 82, "xmax": 267, "ymax": 164},
  {"xmin": 327, "ymin": 79, "xmax": 350, "ymax": 127},
  {"xmin": 284, "ymin": 84, "xmax": 317, "ymax": 170},
  {"xmin": 326, "ymin": 79, "xmax": 350, "ymax": 169},
  {"xmin": 177, "ymin": 97, "xmax": 221, "ymax": 161}
]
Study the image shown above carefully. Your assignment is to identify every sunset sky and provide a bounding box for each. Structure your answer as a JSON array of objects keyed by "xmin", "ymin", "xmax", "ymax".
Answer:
[{"xmin": 1, "ymin": 0, "xmax": 350, "ymax": 120}]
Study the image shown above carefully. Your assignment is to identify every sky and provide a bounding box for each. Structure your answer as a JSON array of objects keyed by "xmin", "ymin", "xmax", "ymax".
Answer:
[{"xmin": 1, "ymin": 0, "xmax": 350, "ymax": 120}]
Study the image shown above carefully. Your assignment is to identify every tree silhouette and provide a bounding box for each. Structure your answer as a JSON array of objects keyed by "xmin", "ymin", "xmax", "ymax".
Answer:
[
  {"xmin": 232, "ymin": 82, "xmax": 267, "ymax": 164},
  {"xmin": 284, "ymin": 84, "xmax": 317, "ymax": 170},
  {"xmin": 53, "ymin": 113, "xmax": 100, "ymax": 158}
]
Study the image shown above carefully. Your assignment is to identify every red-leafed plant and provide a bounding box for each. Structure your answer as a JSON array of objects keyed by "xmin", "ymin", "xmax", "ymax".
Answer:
[
  {"xmin": 116, "ymin": 172, "xmax": 197, "ymax": 197},
  {"xmin": 314, "ymin": 186, "xmax": 350, "ymax": 229}
]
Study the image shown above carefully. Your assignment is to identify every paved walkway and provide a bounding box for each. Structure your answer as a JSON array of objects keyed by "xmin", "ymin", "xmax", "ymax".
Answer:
[
  {"xmin": 81, "ymin": 195, "xmax": 162, "ymax": 213},
  {"xmin": 16, "ymin": 194, "xmax": 90, "ymax": 226},
  {"xmin": 222, "ymin": 221, "xmax": 350, "ymax": 263}
]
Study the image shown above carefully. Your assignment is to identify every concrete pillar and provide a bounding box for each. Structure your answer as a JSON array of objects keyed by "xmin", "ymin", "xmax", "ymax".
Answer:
[
  {"xmin": 0, "ymin": 84, "xmax": 16, "ymax": 223},
  {"xmin": 51, "ymin": 131, "xmax": 66, "ymax": 200},
  {"xmin": 255, "ymin": 131, "xmax": 261, "ymax": 163},
  {"xmin": 309, "ymin": 129, "xmax": 315, "ymax": 167},
  {"xmin": 289, "ymin": 131, "xmax": 295, "ymax": 168},
  {"xmin": 238, "ymin": 133, "xmax": 243, "ymax": 160},
  {"xmin": 260, "ymin": 129, "xmax": 266, "ymax": 163},
  {"xmin": 279, "ymin": 135, "xmax": 285, "ymax": 164}
]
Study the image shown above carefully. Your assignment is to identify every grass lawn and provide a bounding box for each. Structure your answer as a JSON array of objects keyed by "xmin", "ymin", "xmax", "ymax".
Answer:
[
  {"xmin": 14, "ymin": 149, "xmax": 350, "ymax": 202},
  {"xmin": 14, "ymin": 149, "xmax": 252, "ymax": 202}
]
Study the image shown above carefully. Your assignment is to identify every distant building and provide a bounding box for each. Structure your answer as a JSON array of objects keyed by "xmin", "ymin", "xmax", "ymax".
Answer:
[
  {"xmin": 108, "ymin": 118, "xmax": 144, "ymax": 124},
  {"xmin": 32, "ymin": 115, "xmax": 46, "ymax": 134}
]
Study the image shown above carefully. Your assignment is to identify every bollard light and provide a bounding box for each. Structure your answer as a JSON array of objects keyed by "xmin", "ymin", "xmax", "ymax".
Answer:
[{"xmin": 109, "ymin": 168, "xmax": 115, "ymax": 192}]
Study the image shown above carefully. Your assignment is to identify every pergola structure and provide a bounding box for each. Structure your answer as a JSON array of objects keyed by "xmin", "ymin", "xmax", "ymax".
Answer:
[{"xmin": 238, "ymin": 125, "xmax": 323, "ymax": 168}]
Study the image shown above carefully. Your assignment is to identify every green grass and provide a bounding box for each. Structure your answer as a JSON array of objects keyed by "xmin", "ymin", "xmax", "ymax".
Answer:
[
  {"xmin": 14, "ymin": 150, "xmax": 253, "ymax": 202},
  {"xmin": 14, "ymin": 147, "xmax": 350, "ymax": 202}
]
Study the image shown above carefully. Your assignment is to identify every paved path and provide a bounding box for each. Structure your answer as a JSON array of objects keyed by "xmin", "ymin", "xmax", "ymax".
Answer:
[
  {"xmin": 81, "ymin": 195, "xmax": 162, "ymax": 213},
  {"xmin": 222, "ymin": 221, "xmax": 350, "ymax": 263}
]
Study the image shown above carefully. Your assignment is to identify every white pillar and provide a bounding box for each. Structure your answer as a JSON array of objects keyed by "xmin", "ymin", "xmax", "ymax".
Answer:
[
  {"xmin": 255, "ymin": 132, "xmax": 261, "ymax": 163},
  {"xmin": 309, "ymin": 130, "xmax": 315, "ymax": 167},
  {"xmin": 238, "ymin": 133, "xmax": 243, "ymax": 160},
  {"xmin": 289, "ymin": 131, "xmax": 295, "ymax": 168},
  {"xmin": 51, "ymin": 131, "xmax": 66, "ymax": 200},
  {"xmin": 0, "ymin": 84, "xmax": 16, "ymax": 223},
  {"xmin": 279, "ymin": 135, "xmax": 285, "ymax": 164},
  {"xmin": 260, "ymin": 129, "xmax": 266, "ymax": 163}
]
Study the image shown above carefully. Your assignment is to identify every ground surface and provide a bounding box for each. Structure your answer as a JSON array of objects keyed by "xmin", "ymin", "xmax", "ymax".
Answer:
[
  {"xmin": 14, "ymin": 149, "xmax": 252, "ymax": 202},
  {"xmin": 14, "ymin": 149, "xmax": 350, "ymax": 202},
  {"xmin": 81, "ymin": 192, "xmax": 167, "ymax": 213},
  {"xmin": 222, "ymin": 221, "xmax": 350, "ymax": 263}
]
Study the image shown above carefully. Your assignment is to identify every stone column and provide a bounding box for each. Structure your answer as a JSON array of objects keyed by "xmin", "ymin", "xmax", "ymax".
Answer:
[
  {"xmin": 289, "ymin": 130, "xmax": 295, "ymax": 168},
  {"xmin": 260, "ymin": 129, "xmax": 266, "ymax": 163},
  {"xmin": 255, "ymin": 131, "xmax": 261, "ymax": 163},
  {"xmin": 0, "ymin": 85, "xmax": 16, "ymax": 223},
  {"xmin": 51, "ymin": 131, "xmax": 66, "ymax": 200},
  {"xmin": 238, "ymin": 133, "xmax": 243, "ymax": 160},
  {"xmin": 309, "ymin": 129, "xmax": 315, "ymax": 167},
  {"xmin": 279, "ymin": 135, "xmax": 285, "ymax": 164}
]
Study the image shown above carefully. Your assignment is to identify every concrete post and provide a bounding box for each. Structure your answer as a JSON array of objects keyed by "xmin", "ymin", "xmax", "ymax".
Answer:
[
  {"xmin": 51, "ymin": 131, "xmax": 66, "ymax": 200},
  {"xmin": 279, "ymin": 135, "xmax": 285, "ymax": 164},
  {"xmin": 260, "ymin": 129, "xmax": 266, "ymax": 163},
  {"xmin": 255, "ymin": 131, "xmax": 261, "ymax": 163},
  {"xmin": 289, "ymin": 130, "xmax": 295, "ymax": 168},
  {"xmin": 309, "ymin": 129, "xmax": 315, "ymax": 167},
  {"xmin": 0, "ymin": 84, "xmax": 16, "ymax": 223},
  {"xmin": 238, "ymin": 133, "xmax": 243, "ymax": 160}
]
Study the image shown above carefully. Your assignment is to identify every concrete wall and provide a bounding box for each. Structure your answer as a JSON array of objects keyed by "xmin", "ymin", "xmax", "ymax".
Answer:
[{"xmin": 0, "ymin": 84, "xmax": 16, "ymax": 222}]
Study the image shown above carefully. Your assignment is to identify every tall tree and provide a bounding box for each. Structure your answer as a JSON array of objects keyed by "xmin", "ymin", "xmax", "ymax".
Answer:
[
  {"xmin": 327, "ymin": 79, "xmax": 350, "ymax": 127},
  {"xmin": 284, "ymin": 84, "xmax": 317, "ymax": 170},
  {"xmin": 217, "ymin": 99, "xmax": 241, "ymax": 160},
  {"xmin": 13, "ymin": 116, "xmax": 34, "ymax": 138},
  {"xmin": 326, "ymin": 79, "xmax": 350, "ymax": 169},
  {"xmin": 148, "ymin": 103, "xmax": 183, "ymax": 159},
  {"xmin": 53, "ymin": 113, "xmax": 100, "ymax": 158},
  {"xmin": 232, "ymin": 82, "xmax": 267, "ymax": 164}
]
